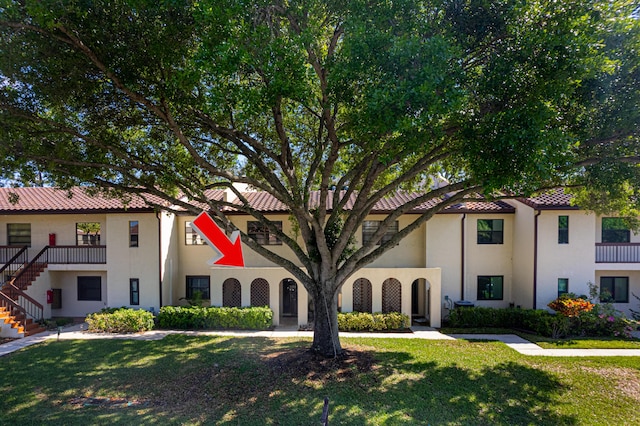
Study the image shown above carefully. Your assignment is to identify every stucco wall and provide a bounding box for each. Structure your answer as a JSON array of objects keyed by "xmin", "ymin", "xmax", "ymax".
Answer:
[
  {"xmin": 464, "ymin": 214, "xmax": 514, "ymax": 308},
  {"xmin": 535, "ymin": 210, "xmax": 596, "ymax": 309},
  {"xmin": 425, "ymin": 214, "xmax": 463, "ymax": 313},
  {"xmin": 105, "ymin": 214, "xmax": 160, "ymax": 310}
]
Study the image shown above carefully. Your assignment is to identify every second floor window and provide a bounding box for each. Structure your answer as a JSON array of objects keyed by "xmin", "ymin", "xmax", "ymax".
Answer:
[
  {"xmin": 477, "ymin": 219, "xmax": 503, "ymax": 244},
  {"xmin": 129, "ymin": 221, "xmax": 139, "ymax": 247},
  {"xmin": 558, "ymin": 216, "xmax": 569, "ymax": 244},
  {"xmin": 7, "ymin": 223, "xmax": 31, "ymax": 246},
  {"xmin": 362, "ymin": 220, "xmax": 399, "ymax": 245},
  {"xmin": 185, "ymin": 221, "xmax": 206, "ymax": 245},
  {"xmin": 76, "ymin": 222, "xmax": 101, "ymax": 245},
  {"xmin": 602, "ymin": 218, "xmax": 630, "ymax": 243},
  {"xmin": 248, "ymin": 221, "xmax": 282, "ymax": 245}
]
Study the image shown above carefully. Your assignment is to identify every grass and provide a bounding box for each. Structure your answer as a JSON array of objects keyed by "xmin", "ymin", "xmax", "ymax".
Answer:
[{"xmin": 1, "ymin": 335, "xmax": 640, "ymax": 425}]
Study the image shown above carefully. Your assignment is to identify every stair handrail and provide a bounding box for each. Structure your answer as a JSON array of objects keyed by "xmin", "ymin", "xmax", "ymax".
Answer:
[
  {"xmin": 0, "ymin": 246, "xmax": 29, "ymax": 276},
  {"xmin": 10, "ymin": 246, "xmax": 49, "ymax": 290},
  {"xmin": 2, "ymin": 282, "xmax": 44, "ymax": 320},
  {"xmin": 0, "ymin": 289, "xmax": 29, "ymax": 322}
]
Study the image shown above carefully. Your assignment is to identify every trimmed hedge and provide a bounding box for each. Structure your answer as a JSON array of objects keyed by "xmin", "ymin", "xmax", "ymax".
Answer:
[
  {"xmin": 157, "ymin": 305, "xmax": 273, "ymax": 330},
  {"xmin": 338, "ymin": 311, "xmax": 410, "ymax": 332},
  {"xmin": 85, "ymin": 307, "xmax": 155, "ymax": 333},
  {"xmin": 448, "ymin": 306, "xmax": 558, "ymax": 335}
]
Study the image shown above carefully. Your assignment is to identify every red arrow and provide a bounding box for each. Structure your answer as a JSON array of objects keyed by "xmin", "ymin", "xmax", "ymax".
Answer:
[{"xmin": 191, "ymin": 212, "xmax": 244, "ymax": 267}]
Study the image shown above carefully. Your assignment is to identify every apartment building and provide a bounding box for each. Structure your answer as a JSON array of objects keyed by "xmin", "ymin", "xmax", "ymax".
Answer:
[{"xmin": 1, "ymin": 186, "xmax": 638, "ymax": 336}]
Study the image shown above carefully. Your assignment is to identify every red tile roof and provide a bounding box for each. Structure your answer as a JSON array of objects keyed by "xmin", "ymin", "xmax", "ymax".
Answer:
[
  {"xmin": 0, "ymin": 186, "xmax": 521, "ymax": 215},
  {"xmin": 519, "ymin": 189, "xmax": 577, "ymax": 210},
  {"xmin": 0, "ymin": 187, "xmax": 157, "ymax": 213},
  {"xmin": 228, "ymin": 190, "xmax": 515, "ymax": 214}
]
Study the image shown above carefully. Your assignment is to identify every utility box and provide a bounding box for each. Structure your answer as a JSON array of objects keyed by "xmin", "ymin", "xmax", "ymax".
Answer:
[{"xmin": 454, "ymin": 300, "xmax": 474, "ymax": 308}]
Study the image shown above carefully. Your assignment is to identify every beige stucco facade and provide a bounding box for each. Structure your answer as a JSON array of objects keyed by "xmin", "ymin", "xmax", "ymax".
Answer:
[{"xmin": 3, "ymin": 190, "xmax": 640, "ymax": 327}]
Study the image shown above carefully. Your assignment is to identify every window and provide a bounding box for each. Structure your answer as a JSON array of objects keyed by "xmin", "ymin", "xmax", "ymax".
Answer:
[
  {"xmin": 77, "ymin": 276, "xmax": 102, "ymax": 301},
  {"xmin": 558, "ymin": 216, "xmax": 569, "ymax": 244},
  {"xmin": 7, "ymin": 223, "xmax": 31, "ymax": 246},
  {"xmin": 185, "ymin": 221, "xmax": 206, "ymax": 245},
  {"xmin": 129, "ymin": 221, "xmax": 139, "ymax": 247},
  {"xmin": 600, "ymin": 276, "xmax": 629, "ymax": 303},
  {"xmin": 362, "ymin": 220, "xmax": 399, "ymax": 245},
  {"xmin": 186, "ymin": 275, "xmax": 210, "ymax": 299},
  {"xmin": 248, "ymin": 221, "xmax": 282, "ymax": 245},
  {"xmin": 602, "ymin": 218, "xmax": 630, "ymax": 243},
  {"xmin": 477, "ymin": 276, "xmax": 504, "ymax": 300},
  {"xmin": 76, "ymin": 222, "xmax": 101, "ymax": 245},
  {"xmin": 130, "ymin": 278, "xmax": 140, "ymax": 305},
  {"xmin": 558, "ymin": 278, "xmax": 569, "ymax": 297},
  {"xmin": 477, "ymin": 219, "xmax": 504, "ymax": 244}
]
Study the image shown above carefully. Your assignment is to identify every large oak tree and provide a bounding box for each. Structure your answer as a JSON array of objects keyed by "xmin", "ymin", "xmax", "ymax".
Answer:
[{"xmin": 1, "ymin": 0, "xmax": 639, "ymax": 356}]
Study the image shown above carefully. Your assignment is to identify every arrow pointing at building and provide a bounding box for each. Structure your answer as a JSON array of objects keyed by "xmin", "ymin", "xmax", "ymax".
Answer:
[{"xmin": 191, "ymin": 212, "xmax": 245, "ymax": 267}]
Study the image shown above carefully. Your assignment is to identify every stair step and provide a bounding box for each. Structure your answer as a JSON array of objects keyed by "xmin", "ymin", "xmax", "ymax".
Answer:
[{"xmin": 25, "ymin": 327, "xmax": 46, "ymax": 336}]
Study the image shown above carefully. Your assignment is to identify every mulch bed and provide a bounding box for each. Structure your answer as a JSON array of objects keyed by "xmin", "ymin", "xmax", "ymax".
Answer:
[{"xmin": 0, "ymin": 337, "xmax": 18, "ymax": 345}]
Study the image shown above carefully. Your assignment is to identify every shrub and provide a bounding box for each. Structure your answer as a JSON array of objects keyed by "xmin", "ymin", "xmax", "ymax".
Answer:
[
  {"xmin": 447, "ymin": 304, "xmax": 638, "ymax": 339},
  {"xmin": 337, "ymin": 311, "xmax": 410, "ymax": 332},
  {"xmin": 447, "ymin": 306, "xmax": 571, "ymax": 338},
  {"xmin": 157, "ymin": 305, "xmax": 273, "ymax": 330},
  {"xmin": 85, "ymin": 307, "xmax": 155, "ymax": 333},
  {"xmin": 548, "ymin": 294, "xmax": 594, "ymax": 317}
]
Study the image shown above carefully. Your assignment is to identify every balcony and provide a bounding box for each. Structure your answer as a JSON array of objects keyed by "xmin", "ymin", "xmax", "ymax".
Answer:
[
  {"xmin": 595, "ymin": 243, "xmax": 640, "ymax": 263},
  {"xmin": 46, "ymin": 246, "xmax": 107, "ymax": 264}
]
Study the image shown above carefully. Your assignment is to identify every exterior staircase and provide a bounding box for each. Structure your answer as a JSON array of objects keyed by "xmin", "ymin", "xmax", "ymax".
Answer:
[{"xmin": 0, "ymin": 247, "xmax": 47, "ymax": 338}]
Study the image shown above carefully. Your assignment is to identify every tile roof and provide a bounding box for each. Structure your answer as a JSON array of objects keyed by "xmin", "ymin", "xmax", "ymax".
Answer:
[
  {"xmin": 0, "ymin": 186, "xmax": 520, "ymax": 215},
  {"xmin": 228, "ymin": 190, "xmax": 515, "ymax": 214},
  {"xmin": 0, "ymin": 187, "xmax": 156, "ymax": 213},
  {"xmin": 519, "ymin": 189, "xmax": 577, "ymax": 210}
]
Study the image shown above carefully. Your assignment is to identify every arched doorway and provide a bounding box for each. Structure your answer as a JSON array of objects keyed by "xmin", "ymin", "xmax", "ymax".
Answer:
[
  {"xmin": 281, "ymin": 278, "xmax": 298, "ymax": 317},
  {"xmin": 411, "ymin": 278, "xmax": 430, "ymax": 325}
]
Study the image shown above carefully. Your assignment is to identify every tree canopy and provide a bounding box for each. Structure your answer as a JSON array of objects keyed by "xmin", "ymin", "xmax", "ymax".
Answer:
[{"xmin": 1, "ymin": 0, "xmax": 639, "ymax": 356}]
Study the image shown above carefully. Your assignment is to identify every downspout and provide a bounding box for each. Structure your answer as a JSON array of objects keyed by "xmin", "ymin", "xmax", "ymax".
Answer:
[
  {"xmin": 156, "ymin": 211, "xmax": 163, "ymax": 308},
  {"xmin": 461, "ymin": 213, "xmax": 466, "ymax": 300},
  {"xmin": 533, "ymin": 210, "xmax": 541, "ymax": 309}
]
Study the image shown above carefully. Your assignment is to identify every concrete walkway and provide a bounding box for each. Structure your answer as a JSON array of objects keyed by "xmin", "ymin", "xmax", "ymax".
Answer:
[{"xmin": 1, "ymin": 324, "xmax": 639, "ymax": 358}]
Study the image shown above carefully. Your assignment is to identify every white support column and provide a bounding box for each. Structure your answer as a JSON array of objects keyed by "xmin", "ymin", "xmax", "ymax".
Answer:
[
  {"xmin": 270, "ymin": 279, "xmax": 280, "ymax": 326},
  {"xmin": 298, "ymin": 284, "xmax": 308, "ymax": 326},
  {"xmin": 341, "ymin": 280, "xmax": 354, "ymax": 312}
]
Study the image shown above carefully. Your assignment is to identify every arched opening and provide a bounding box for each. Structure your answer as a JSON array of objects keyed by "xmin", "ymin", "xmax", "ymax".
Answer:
[
  {"xmin": 222, "ymin": 278, "xmax": 241, "ymax": 307},
  {"xmin": 353, "ymin": 278, "xmax": 373, "ymax": 313},
  {"xmin": 382, "ymin": 278, "xmax": 402, "ymax": 313},
  {"xmin": 411, "ymin": 278, "xmax": 430, "ymax": 325},
  {"xmin": 281, "ymin": 278, "xmax": 298, "ymax": 317},
  {"xmin": 250, "ymin": 278, "xmax": 270, "ymax": 307}
]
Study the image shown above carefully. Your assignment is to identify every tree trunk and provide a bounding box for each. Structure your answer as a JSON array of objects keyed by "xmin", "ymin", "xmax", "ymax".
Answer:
[{"xmin": 310, "ymin": 287, "xmax": 342, "ymax": 357}]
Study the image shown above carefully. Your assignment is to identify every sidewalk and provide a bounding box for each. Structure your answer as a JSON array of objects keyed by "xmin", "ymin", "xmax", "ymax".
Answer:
[{"xmin": 1, "ymin": 324, "xmax": 639, "ymax": 358}]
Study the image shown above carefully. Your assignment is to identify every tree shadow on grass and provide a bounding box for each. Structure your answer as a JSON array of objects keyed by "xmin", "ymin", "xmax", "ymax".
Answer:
[{"xmin": 0, "ymin": 336, "xmax": 579, "ymax": 425}]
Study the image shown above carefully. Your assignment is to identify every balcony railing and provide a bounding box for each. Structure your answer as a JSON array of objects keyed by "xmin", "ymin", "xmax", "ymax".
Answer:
[
  {"xmin": 595, "ymin": 243, "xmax": 640, "ymax": 263},
  {"xmin": 47, "ymin": 246, "xmax": 106, "ymax": 264}
]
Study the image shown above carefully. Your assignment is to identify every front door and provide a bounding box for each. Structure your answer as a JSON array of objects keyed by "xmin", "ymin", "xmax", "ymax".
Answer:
[{"xmin": 282, "ymin": 279, "xmax": 298, "ymax": 317}]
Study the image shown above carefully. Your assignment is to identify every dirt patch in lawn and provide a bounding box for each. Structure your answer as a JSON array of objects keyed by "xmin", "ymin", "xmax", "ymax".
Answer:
[
  {"xmin": 581, "ymin": 366, "xmax": 640, "ymax": 402},
  {"xmin": 263, "ymin": 346, "xmax": 378, "ymax": 384}
]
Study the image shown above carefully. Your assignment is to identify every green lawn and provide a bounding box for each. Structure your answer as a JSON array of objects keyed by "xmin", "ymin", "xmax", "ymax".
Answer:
[{"xmin": 1, "ymin": 336, "xmax": 639, "ymax": 425}]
